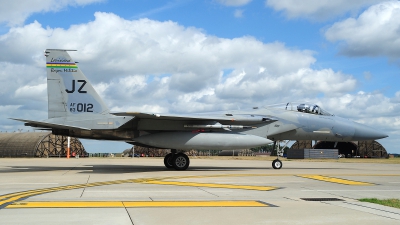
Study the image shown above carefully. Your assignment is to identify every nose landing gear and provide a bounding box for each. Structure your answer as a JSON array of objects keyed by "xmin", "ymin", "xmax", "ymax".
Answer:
[
  {"xmin": 271, "ymin": 140, "xmax": 287, "ymax": 169},
  {"xmin": 272, "ymin": 159, "xmax": 282, "ymax": 169}
]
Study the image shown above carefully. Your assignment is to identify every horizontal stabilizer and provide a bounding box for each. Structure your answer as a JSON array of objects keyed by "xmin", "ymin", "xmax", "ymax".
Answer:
[{"xmin": 10, "ymin": 118, "xmax": 91, "ymax": 130}]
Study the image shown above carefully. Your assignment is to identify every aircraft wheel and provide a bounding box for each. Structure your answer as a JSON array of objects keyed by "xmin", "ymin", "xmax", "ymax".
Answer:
[
  {"xmin": 172, "ymin": 153, "xmax": 190, "ymax": 170},
  {"xmin": 164, "ymin": 153, "xmax": 174, "ymax": 169},
  {"xmin": 272, "ymin": 159, "xmax": 282, "ymax": 169}
]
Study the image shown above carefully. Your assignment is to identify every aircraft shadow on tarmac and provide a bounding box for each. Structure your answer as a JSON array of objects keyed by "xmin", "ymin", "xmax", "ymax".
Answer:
[{"xmin": 0, "ymin": 165, "xmax": 345, "ymax": 174}]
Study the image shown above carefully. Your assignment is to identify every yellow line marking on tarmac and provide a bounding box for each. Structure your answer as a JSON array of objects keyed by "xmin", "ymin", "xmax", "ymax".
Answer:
[
  {"xmin": 0, "ymin": 173, "xmax": 389, "ymax": 208},
  {"xmin": 158, "ymin": 174, "xmax": 292, "ymax": 180},
  {"xmin": 6, "ymin": 201, "xmax": 269, "ymax": 208},
  {"xmin": 325, "ymin": 174, "xmax": 400, "ymax": 177},
  {"xmin": 8, "ymin": 201, "xmax": 124, "ymax": 208},
  {"xmin": 141, "ymin": 180, "xmax": 278, "ymax": 191},
  {"xmin": 0, "ymin": 180, "xmax": 138, "ymax": 208},
  {"xmin": 298, "ymin": 175, "xmax": 374, "ymax": 186}
]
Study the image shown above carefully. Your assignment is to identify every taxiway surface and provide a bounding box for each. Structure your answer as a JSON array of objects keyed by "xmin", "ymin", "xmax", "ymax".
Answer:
[{"xmin": 0, "ymin": 157, "xmax": 400, "ymax": 225}]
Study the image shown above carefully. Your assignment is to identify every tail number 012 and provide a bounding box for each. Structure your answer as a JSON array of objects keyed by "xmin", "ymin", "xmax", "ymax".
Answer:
[{"xmin": 70, "ymin": 103, "xmax": 93, "ymax": 112}]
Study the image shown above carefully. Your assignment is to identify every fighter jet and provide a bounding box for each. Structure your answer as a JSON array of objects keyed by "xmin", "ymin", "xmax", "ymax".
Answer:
[{"xmin": 12, "ymin": 49, "xmax": 388, "ymax": 170}]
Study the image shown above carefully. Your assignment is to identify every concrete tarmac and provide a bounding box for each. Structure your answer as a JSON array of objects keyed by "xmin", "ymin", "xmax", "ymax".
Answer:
[{"xmin": 0, "ymin": 157, "xmax": 400, "ymax": 225}]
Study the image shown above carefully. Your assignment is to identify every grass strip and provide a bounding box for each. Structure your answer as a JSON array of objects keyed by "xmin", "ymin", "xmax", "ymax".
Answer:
[{"xmin": 359, "ymin": 198, "xmax": 400, "ymax": 209}]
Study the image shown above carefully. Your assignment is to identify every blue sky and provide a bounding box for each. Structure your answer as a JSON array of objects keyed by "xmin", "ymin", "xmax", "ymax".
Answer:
[{"xmin": 0, "ymin": 0, "xmax": 399, "ymax": 153}]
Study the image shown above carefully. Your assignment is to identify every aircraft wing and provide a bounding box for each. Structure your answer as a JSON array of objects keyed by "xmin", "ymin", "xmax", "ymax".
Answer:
[{"xmin": 111, "ymin": 112, "xmax": 278, "ymax": 123}]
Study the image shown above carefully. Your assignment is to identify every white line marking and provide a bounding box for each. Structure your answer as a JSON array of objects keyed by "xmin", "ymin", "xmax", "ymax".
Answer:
[
  {"xmin": 302, "ymin": 190, "xmax": 400, "ymax": 192},
  {"xmin": 217, "ymin": 181, "xmax": 304, "ymax": 184},
  {"xmin": 0, "ymin": 183, "xmax": 59, "ymax": 185},
  {"xmin": 85, "ymin": 191, "xmax": 206, "ymax": 193}
]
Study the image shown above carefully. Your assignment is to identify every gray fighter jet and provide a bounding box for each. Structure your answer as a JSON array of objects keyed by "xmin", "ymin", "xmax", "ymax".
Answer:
[{"xmin": 12, "ymin": 49, "xmax": 388, "ymax": 170}]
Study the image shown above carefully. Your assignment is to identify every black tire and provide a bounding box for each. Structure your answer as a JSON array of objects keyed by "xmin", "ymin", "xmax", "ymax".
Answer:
[
  {"xmin": 272, "ymin": 159, "xmax": 282, "ymax": 169},
  {"xmin": 172, "ymin": 153, "xmax": 190, "ymax": 170},
  {"xmin": 164, "ymin": 153, "xmax": 174, "ymax": 169}
]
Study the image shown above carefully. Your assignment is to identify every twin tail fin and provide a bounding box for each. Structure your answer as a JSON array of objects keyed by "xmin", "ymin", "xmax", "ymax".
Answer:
[{"xmin": 45, "ymin": 49, "xmax": 109, "ymax": 119}]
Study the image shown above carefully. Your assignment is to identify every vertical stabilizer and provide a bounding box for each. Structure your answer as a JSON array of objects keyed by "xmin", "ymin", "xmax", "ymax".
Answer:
[{"xmin": 45, "ymin": 49, "xmax": 110, "ymax": 119}]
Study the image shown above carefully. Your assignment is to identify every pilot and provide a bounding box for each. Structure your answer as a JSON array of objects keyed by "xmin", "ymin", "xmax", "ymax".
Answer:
[{"xmin": 311, "ymin": 105, "xmax": 319, "ymax": 114}]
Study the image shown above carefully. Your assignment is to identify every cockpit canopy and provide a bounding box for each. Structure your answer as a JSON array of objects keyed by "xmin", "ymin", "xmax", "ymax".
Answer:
[
  {"xmin": 266, "ymin": 102, "xmax": 333, "ymax": 116},
  {"xmin": 293, "ymin": 103, "xmax": 332, "ymax": 116}
]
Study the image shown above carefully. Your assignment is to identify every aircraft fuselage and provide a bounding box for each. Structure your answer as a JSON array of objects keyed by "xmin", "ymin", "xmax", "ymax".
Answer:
[{"xmin": 47, "ymin": 106, "xmax": 386, "ymax": 150}]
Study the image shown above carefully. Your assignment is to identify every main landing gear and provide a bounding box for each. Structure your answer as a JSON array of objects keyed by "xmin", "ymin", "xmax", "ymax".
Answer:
[{"xmin": 164, "ymin": 149, "xmax": 190, "ymax": 170}]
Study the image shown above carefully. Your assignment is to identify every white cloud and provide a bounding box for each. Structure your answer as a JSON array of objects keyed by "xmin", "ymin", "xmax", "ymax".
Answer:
[
  {"xmin": 14, "ymin": 82, "xmax": 47, "ymax": 102},
  {"xmin": 363, "ymin": 71, "xmax": 372, "ymax": 80},
  {"xmin": 0, "ymin": 0, "xmax": 104, "ymax": 26},
  {"xmin": 216, "ymin": 0, "xmax": 252, "ymax": 7},
  {"xmin": 234, "ymin": 9, "xmax": 244, "ymax": 18},
  {"xmin": 392, "ymin": 91, "xmax": 400, "ymax": 103},
  {"xmin": 111, "ymin": 104, "xmax": 168, "ymax": 114},
  {"xmin": 322, "ymin": 91, "xmax": 400, "ymax": 120},
  {"xmin": 0, "ymin": 62, "xmax": 44, "ymax": 104},
  {"xmin": 215, "ymin": 68, "xmax": 356, "ymax": 101},
  {"xmin": 0, "ymin": 12, "xmax": 317, "ymax": 91},
  {"xmin": 265, "ymin": 0, "xmax": 385, "ymax": 21},
  {"xmin": 0, "ymin": 12, "xmax": 359, "ymax": 116},
  {"xmin": 0, "ymin": 105, "xmax": 20, "ymax": 113},
  {"xmin": 325, "ymin": 1, "xmax": 400, "ymax": 58}
]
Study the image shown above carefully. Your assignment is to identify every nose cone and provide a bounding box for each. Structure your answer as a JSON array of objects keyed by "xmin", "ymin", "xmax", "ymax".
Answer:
[{"xmin": 353, "ymin": 122, "xmax": 388, "ymax": 140}]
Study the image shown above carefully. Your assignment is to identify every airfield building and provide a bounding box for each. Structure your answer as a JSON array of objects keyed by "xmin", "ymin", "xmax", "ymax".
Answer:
[
  {"xmin": 289, "ymin": 140, "xmax": 387, "ymax": 158},
  {"xmin": 0, "ymin": 132, "xmax": 86, "ymax": 158}
]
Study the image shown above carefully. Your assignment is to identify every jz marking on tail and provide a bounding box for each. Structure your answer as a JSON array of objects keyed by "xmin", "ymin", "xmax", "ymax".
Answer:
[{"xmin": 66, "ymin": 80, "xmax": 87, "ymax": 93}]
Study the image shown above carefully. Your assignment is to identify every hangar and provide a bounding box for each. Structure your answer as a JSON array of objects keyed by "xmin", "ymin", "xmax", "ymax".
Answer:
[
  {"xmin": 290, "ymin": 140, "xmax": 387, "ymax": 158},
  {"xmin": 0, "ymin": 132, "xmax": 86, "ymax": 158}
]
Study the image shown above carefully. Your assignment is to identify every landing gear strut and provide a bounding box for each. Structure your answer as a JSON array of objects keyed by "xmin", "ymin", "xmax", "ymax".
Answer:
[
  {"xmin": 272, "ymin": 141, "xmax": 282, "ymax": 169},
  {"xmin": 163, "ymin": 149, "xmax": 190, "ymax": 170}
]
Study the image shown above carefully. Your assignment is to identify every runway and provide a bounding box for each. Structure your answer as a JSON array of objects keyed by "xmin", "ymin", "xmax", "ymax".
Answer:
[{"xmin": 0, "ymin": 157, "xmax": 400, "ymax": 225}]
